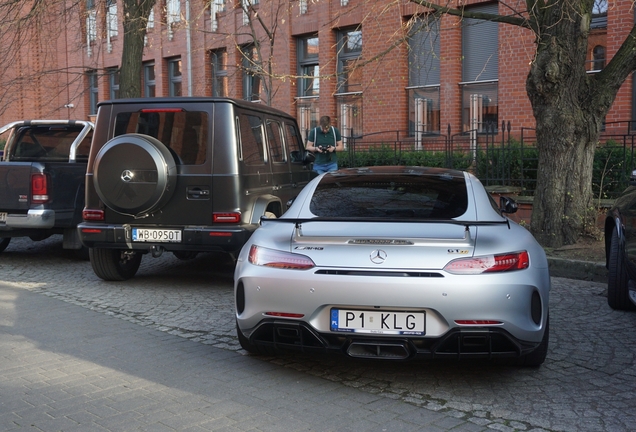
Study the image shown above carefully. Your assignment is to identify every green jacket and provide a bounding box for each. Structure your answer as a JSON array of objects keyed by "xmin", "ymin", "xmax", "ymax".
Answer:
[{"xmin": 308, "ymin": 126, "xmax": 342, "ymax": 165}]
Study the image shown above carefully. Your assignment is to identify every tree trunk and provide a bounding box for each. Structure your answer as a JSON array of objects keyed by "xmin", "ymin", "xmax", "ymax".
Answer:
[
  {"xmin": 530, "ymin": 111, "xmax": 598, "ymax": 247},
  {"xmin": 119, "ymin": 0, "xmax": 155, "ymax": 99},
  {"xmin": 526, "ymin": 5, "xmax": 602, "ymax": 248}
]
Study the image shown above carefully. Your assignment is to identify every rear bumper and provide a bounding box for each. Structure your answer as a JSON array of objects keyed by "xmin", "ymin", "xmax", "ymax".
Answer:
[
  {"xmin": 77, "ymin": 222, "xmax": 254, "ymax": 253},
  {"xmin": 243, "ymin": 319, "xmax": 541, "ymax": 360},
  {"xmin": 0, "ymin": 209, "xmax": 55, "ymax": 229}
]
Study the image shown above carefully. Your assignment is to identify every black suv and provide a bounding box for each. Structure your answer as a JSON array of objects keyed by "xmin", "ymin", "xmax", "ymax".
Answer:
[{"xmin": 78, "ymin": 97, "xmax": 315, "ymax": 280}]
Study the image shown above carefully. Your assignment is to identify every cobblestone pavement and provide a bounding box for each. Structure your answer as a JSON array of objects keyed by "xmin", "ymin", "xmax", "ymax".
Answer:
[{"xmin": 1, "ymin": 236, "xmax": 636, "ymax": 431}]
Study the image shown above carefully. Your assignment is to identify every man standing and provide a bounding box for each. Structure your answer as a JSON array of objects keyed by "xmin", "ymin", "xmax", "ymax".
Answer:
[{"xmin": 306, "ymin": 116, "xmax": 344, "ymax": 174}]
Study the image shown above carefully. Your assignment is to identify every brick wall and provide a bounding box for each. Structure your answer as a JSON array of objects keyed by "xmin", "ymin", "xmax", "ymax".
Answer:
[{"xmin": 0, "ymin": 0, "xmax": 630, "ymax": 141}]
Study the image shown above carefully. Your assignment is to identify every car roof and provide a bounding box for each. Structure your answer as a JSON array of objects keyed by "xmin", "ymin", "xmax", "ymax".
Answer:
[{"xmin": 97, "ymin": 97, "xmax": 296, "ymax": 119}]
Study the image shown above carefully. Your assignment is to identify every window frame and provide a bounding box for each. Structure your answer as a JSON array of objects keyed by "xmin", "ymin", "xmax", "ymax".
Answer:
[{"xmin": 168, "ymin": 58, "xmax": 182, "ymax": 97}]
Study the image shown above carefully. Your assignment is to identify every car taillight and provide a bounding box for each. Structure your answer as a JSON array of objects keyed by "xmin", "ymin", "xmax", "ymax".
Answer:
[
  {"xmin": 82, "ymin": 209, "xmax": 104, "ymax": 221},
  {"xmin": 248, "ymin": 245, "xmax": 315, "ymax": 270},
  {"xmin": 213, "ymin": 212, "xmax": 241, "ymax": 223},
  {"xmin": 444, "ymin": 251, "xmax": 530, "ymax": 275},
  {"xmin": 31, "ymin": 173, "xmax": 49, "ymax": 204}
]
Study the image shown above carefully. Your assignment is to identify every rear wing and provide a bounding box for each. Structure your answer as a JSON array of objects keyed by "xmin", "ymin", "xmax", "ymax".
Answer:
[{"xmin": 261, "ymin": 217, "xmax": 511, "ymax": 229}]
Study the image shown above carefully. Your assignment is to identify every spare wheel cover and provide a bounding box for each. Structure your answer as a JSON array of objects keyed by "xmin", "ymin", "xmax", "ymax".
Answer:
[{"xmin": 93, "ymin": 134, "xmax": 177, "ymax": 216}]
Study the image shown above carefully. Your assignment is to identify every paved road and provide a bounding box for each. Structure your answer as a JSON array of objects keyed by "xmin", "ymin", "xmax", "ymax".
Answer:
[{"xmin": 1, "ymin": 236, "xmax": 635, "ymax": 431}]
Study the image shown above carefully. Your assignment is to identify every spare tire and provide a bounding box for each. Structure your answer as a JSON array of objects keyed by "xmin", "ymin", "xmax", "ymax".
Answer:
[{"xmin": 93, "ymin": 134, "xmax": 177, "ymax": 217}]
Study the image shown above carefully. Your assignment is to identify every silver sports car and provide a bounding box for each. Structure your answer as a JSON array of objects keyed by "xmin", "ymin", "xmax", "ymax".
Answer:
[{"xmin": 234, "ymin": 166, "xmax": 550, "ymax": 366}]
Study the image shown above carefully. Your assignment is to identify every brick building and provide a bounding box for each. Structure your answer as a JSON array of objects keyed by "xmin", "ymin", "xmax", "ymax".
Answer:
[{"xmin": 0, "ymin": 0, "xmax": 630, "ymax": 141}]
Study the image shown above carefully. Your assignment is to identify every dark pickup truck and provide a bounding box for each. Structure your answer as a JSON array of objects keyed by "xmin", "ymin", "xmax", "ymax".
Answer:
[{"xmin": 0, "ymin": 120, "xmax": 94, "ymax": 255}]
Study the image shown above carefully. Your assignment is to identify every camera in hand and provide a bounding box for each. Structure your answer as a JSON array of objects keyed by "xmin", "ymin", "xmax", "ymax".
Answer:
[{"xmin": 318, "ymin": 145, "xmax": 328, "ymax": 151}]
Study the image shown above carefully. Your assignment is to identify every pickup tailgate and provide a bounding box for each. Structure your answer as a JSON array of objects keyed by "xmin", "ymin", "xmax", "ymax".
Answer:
[{"xmin": 0, "ymin": 163, "xmax": 33, "ymax": 211}]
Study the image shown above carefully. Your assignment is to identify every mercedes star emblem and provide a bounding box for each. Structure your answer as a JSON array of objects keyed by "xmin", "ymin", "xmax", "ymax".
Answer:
[
  {"xmin": 121, "ymin": 170, "xmax": 134, "ymax": 182},
  {"xmin": 370, "ymin": 249, "xmax": 387, "ymax": 264}
]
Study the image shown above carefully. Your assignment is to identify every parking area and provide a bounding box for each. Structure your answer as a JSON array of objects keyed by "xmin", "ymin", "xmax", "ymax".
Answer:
[{"xmin": 1, "ymin": 236, "xmax": 636, "ymax": 431}]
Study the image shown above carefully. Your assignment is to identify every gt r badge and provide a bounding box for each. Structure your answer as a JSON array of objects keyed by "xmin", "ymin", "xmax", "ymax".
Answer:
[
  {"xmin": 370, "ymin": 249, "xmax": 387, "ymax": 264},
  {"xmin": 448, "ymin": 249, "xmax": 470, "ymax": 254},
  {"xmin": 294, "ymin": 246, "xmax": 324, "ymax": 250}
]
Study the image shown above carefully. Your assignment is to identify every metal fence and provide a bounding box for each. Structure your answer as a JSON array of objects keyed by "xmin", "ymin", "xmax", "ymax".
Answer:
[{"xmin": 342, "ymin": 121, "xmax": 636, "ymax": 199}]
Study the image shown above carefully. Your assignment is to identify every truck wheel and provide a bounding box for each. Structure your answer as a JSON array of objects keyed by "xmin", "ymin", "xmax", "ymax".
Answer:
[
  {"xmin": 89, "ymin": 248, "xmax": 142, "ymax": 281},
  {"xmin": 0, "ymin": 238, "xmax": 10, "ymax": 253},
  {"xmin": 607, "ymin": 229, "xmax": 636, "ymax": 310},
  {"xmin": 93, "ymin": 134, "xmax": 177, "ymax": 217}
]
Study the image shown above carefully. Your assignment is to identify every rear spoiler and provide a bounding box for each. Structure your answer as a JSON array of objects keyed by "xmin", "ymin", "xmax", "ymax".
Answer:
[{"xmin": 261, "ymin": 217, "xmax": 511, "ymax": 229}]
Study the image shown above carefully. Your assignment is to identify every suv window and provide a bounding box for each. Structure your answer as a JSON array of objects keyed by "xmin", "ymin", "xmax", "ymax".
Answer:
[
  {"xmin": 285, "ymin": 123, "xmax": 304, "ymax": 162},
  {"xmin": 238, "ymin": 114, "xmax": 265, "ymax": 165},
  {"xmin": 266, "ymin": 120, "xmax": 285, "ymax": 163},
  {"xmin": 114, "ymin": 110, "xmax": 207, "ymax": 165}
]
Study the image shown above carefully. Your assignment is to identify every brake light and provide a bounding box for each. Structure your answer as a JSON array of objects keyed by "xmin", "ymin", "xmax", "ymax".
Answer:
[
  {"xmin": 213, "ymin": 212, "xmax": 241, "ymax": 223},
  {"xmin": 264, "ymin": 312, "xmax": 305, "ymax": 318},
  {"xmin": 31, "ymin": 173, "xmax": 49, "ymax": 204},
  {"xmin": 455, "ymin": 320, "xmax": 503, "ymax": 325},
  {"xmin": 82, "ymin": 209, "xmax": 104, "ymax": 221},
  {"xmin": 444, "ymin": 251, "xmax": 530, "ymax": 274},
  {"xmin": 140, "ymin": 108, "xmax": 184, "ymax": 113},
  {"xmin": 248, "ymin": 245, "xmax": 315, "ymax": 270}
]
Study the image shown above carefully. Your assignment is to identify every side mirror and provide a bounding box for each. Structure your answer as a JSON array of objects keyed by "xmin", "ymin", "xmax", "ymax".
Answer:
[
  {"xmin": 286, "ymin": 198, "xmax": 296, "ymax": 210},
  {"xmin": 499, "ymin": 196, "xmax": 518, "ymax": 214}
]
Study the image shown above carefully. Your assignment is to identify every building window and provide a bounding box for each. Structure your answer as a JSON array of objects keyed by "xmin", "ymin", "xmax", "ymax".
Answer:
[
  {"xmin": 167, "ymin": 0, "xmax": 180, "ymax": 23},
  {"xmin": 297, "ymin": 35, "xmax": 319, "ymax": 98},
  {"xmin": 336, "ymin": 28, "xmax": 362, "ymax": 94},
  {"xmin": 210, "ymin": 49, "xmax": 228, "ymax": 97},
  {"xmin": 591, "ymin": 45, "xmax": 606, "ymax": 71},
  {"xmin": 408, "ymin": 16, "xmax": 441, "ymax": 137},
  {"xmin": 336, "ymin": 94, "xmax": 362, "ymax": 144},
  {"xmin": 109, "ymin": 69, "xmax": 120, "ymax": 100},
  {"xmin": 210, "ymin": 0, "xmax": 224, "ymax": 32},
  {"xmin": 107, "ymin": 0, "xmax": 118, "ymax": 37},
  {"xmin": 461, "ymin": 3, "xmax": 499, "ymax": 134},
  {"xmin": 86, "ymin": 0, "xmax": 97, "ymax": 55},
  {"xmin": 241, "ymin": 45, "xmax": 261, "ymax": 102},
  {"xmin": 241, "ymin": 0, "xmax": 259, "ymax": 26},
  {"xmin": 88, "ymin": 71, "xmax": 99, "ymax": 115},
  {"xmin": 144, "ymin": 63, "xmax": 156, "ymax": 97},
  {"xmin": 168, "ymin": 58, "xmax": 182, "ymax": 96}
]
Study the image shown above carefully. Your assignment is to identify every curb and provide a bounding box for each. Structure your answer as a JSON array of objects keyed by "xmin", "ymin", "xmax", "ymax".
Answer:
[{"xmin": 547, "ymin": 257, "xmax": 607, "ymax": 284}]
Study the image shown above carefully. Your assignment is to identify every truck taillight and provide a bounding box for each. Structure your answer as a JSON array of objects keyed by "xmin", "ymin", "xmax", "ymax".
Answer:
[
  {"xmin": 213, "ymin": 212, "xmax": 241, "ymax": 223},
  {"xmin": 31, "ymin": 173, "xmax": 49, "ymax": 204},
  {"xmin": 82, "ymin": 209, "xmax": 104, "ymax": 221}
]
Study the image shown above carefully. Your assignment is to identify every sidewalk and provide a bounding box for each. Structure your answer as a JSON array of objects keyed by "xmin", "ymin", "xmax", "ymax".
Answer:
[
  {"xmin": 0, "ymin": 284, "xmax": 485, "ymax": 431},
  {"xmin": 547, "ymin": 256, "xmax": 607, "ymax": 283}
]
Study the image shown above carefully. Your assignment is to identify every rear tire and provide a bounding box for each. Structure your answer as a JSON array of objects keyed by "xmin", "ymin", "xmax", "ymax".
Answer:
[
  {"xmin": 515, "ymin": 317, "xmax": 549, "ymax": 367},
  {"xmin": 607, "ymin": 229, "xmax": 636, "ymax": 310},
  {"xmin": 237, "ymin": 321, "xmax": 257, "ymax": 354},
  {"xmin": 236, "ymin": 320, "xmax": 277, "ymax": 355},
  {"xmin": 0, "ymin": 238, "xmax": 10, "ymax": 253},
  {"xmin": 90, "ymin": 248, "xmax": 142, "ymax": 281}
]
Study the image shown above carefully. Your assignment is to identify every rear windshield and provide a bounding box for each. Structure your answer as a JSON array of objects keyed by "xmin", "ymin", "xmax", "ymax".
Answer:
[
  {"xmin": 10, "ymin": 125, "xmax": 92, "ymax": 161},
  {"xmin": 309, "ymin": 173, "xmax": 468, "ymax": 219},
  {"xmin": 114, "ymin": 111, "xmax": 208, "ymax": 165}
]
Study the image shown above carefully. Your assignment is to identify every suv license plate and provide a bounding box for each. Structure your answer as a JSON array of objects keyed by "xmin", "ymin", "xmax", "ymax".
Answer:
[
  {"xmin": 330, "ymin": 309, "xmax": 425, "ymax": 335},
  {"xmin": 0, "ymin": 212, "xmax": 6, "ymax": 223},
  {"xmin": 132, "ymin": 228, "xmax": 182, "ymax": 243}
]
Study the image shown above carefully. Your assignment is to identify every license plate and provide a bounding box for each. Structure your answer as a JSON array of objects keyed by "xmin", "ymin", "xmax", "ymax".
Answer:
[
  {"xmin": 132, "ymin": 228, "xmax": 182, "ymax": 242},
  {"xmin": 330, "ymin": 309, "xmax": 425, "ymax": 335},
  {"xmin": 0, "ymin": 213, "xmax": 5, "ymax": 223}
]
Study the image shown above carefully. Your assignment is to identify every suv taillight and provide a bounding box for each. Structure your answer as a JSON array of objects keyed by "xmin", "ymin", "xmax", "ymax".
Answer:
[
  {"xmin": 31, "ymin": 173, "xmax": 49, "ymax": 204},
  {"xmin": 213, "ymin": 212, "xmax": 241, "ymax": 223},
  {"xmin": 83, "ymin": 209, "xmax": 105, "ymax": 221}
]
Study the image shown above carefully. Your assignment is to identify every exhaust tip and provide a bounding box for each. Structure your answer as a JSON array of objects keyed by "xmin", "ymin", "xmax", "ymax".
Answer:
[{"xmin": 347, "ymin": 341, "xmax": 410, "ymax": 359}]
